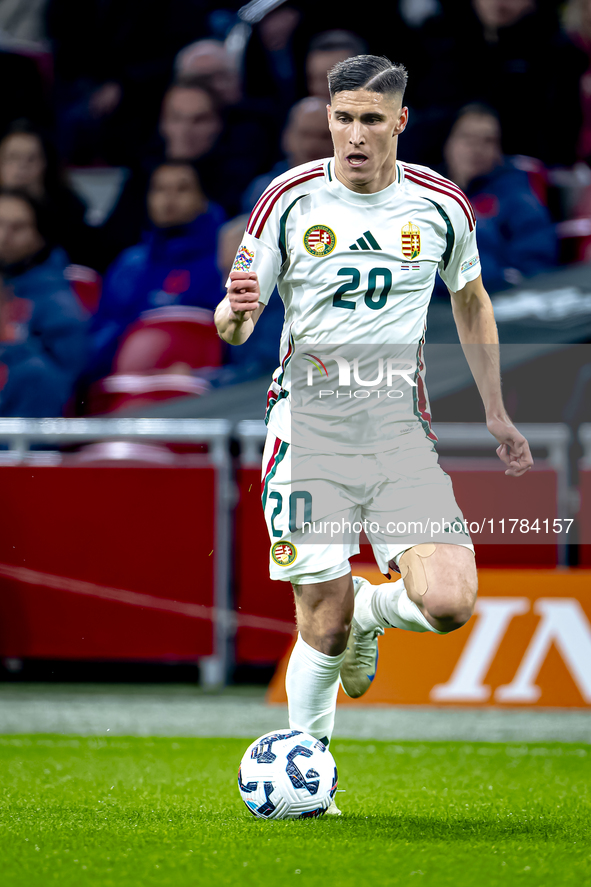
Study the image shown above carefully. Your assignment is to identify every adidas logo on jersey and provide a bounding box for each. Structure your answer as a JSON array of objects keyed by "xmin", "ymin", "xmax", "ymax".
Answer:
[{"xmin": 349, "ymin": 230, "xmax": 382, "ymax": 251}]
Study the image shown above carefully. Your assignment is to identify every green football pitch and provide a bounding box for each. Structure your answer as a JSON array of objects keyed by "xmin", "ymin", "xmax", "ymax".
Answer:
[{"xmin": 1, "ymin": 735, "xmax": 589, "ymax": 887}]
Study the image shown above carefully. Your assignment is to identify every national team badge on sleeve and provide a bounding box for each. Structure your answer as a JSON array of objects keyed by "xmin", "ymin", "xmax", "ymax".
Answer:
[
  {"xmin": 271, "ymin": 541, "xmax": 298, "ymax": 566},
  {"xmin": 303, "ymin": 225, "xmax": 336, "ymax": 257},
  {"xmin": 232, "ymin": 245, "xmax": 255, "ymax": 271},
  {"xmin": 401, "ymin": 221, "xmax": 421, "ymax": 260}
]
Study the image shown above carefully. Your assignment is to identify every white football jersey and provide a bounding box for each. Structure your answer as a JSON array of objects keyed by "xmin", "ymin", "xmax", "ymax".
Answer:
[{"xmin": 231, "ymin": 157, "xmax": 481, "ymax": 452}]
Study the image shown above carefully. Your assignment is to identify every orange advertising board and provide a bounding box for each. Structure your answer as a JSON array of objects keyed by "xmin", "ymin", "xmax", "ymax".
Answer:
[{"xmin": 268, "ymin": 568, "xmax": 591, "ymax": 708}]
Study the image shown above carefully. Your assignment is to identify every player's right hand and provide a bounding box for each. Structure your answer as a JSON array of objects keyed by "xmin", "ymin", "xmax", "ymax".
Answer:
[{"xmin": 227, "ymin": 271, "xmax": 260, "ymax": 320}]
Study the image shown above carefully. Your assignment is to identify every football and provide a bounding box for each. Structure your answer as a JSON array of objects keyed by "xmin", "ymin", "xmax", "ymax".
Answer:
[{"xmin": 237, "ymin": 729, "xmax": 338, "ymax": 820}]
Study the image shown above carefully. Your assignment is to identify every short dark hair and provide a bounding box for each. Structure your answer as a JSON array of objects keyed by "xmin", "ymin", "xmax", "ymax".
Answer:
[{"xmin": 328, "ymin": 55, "xmax": 408, "ymax": 101}]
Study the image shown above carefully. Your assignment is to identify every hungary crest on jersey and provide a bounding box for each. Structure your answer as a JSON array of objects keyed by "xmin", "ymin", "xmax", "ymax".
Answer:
[
  {"xmin": 401, "ymin": 221, "xmax": 421, "ymax": 260},
  {"xmin": 303, "ymin": 225, "xmax": 336, "ymax": 257},
  {"xmin": 271, "ymin": 541, "xmax": 298, "ymax": 565}
]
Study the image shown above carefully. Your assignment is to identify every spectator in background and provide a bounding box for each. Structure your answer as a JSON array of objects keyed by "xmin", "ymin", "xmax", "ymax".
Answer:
[
  {"xmin": 241, "ymin": 97, "xmax": 333, "ymax": 212},
  {"xmin": 305, "ymin": 31, "xmax": 368, "ymax": 101},
  {"xmin": 564, "ymin": 0, "xmax": 591, "ymax": 162},
  {"xmin": 159, "ymin": 83, "xmax": 223, "ymax": 161},
  {"xmin": 0, "ymin": 120, "xmax": 97, "ymax": 267},
  {"xmin": 88, "ymin": 161, "xmax": 225, "ymax": 380},
  {"xmin": 405, "ymin": 0, "xmax": 587, "ymax": 166},
  {"xmin": 100, "ymin": 83, "xmax": 223, "ymax": 266},
  {"xmin": 174, "ymin": 39, "xmax": 280, "ymax": 214},
  {"xmin": 0, "ymin": 190, "xmax": 88, "ymax": 416},
  {"xmin": 442, "ymin": 104, "xmax": 557, "ymax": 293}
]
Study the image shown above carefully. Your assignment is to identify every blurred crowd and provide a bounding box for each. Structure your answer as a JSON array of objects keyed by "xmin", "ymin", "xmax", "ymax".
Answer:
[{"xmin": 0, "ymin": 0, "xmax": 590, "ymax": 417}]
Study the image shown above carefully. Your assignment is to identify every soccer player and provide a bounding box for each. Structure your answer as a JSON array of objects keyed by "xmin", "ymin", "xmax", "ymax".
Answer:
[{"xmin": 215, "ymin": 56, "xmax": 533, "ymax": 806}]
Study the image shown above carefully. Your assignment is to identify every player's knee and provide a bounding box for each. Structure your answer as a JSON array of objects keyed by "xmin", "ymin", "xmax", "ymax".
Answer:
[
  {"xmin": 301, "ymin": 623, "xmax": 350, "ymax": 657},
  {"xmin": 423, "ymin": 582, "xmax": 477, "ymax": 632},
  {"xmin": 318, "ymin": 615, "xmax": 352, "ymax": 654},
  {"xmin": 427, "ymin": 601, "xmax": 473, "ymax": 632}
]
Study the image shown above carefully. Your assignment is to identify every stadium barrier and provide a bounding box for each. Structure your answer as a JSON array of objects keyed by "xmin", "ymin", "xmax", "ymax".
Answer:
[
  {"xmin": 0, "ymin": 418, "xmax": 583, "ymax": 697},
  {"xmin": 0, "ymin": 418, "xmax": 235, "ymax": 686}
]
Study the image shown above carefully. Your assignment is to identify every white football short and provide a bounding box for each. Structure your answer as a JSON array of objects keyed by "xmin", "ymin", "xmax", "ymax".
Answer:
[{"xmin": 261, "ymin": 426, "xmax": 474, "ymax": 583}]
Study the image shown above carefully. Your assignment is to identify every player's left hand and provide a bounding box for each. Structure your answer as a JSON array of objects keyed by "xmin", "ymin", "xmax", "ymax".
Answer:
[{"xmin": 487, "ymin": 415, "xmax": 534, "ymax": 477}]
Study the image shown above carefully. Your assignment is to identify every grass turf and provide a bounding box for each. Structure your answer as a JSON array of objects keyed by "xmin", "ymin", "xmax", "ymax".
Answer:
[{"xmin": 0, "ymin": 735, "xmax": 589, "ymax": 886}]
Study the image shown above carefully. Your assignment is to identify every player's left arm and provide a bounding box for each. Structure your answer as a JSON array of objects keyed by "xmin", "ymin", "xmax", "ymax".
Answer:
[{"xmin": 449, "ymin": 274, "xmax": 534, "ymax": 477}]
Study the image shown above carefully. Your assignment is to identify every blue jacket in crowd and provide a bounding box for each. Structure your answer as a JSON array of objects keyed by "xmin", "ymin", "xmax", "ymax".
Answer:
[
  {"xmin": 89, "ymin": 205, "xmax": 226, "ymax": 379},
  {"xmin": 0, "ymin": 247, "xmax": 88, "ymax": 416},
  {"xmin": 464, "ymin": 160, "xmax": 557, "ymax": 294}
]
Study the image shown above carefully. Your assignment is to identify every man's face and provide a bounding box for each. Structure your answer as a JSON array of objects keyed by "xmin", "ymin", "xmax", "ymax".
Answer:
[
  {"xmin": 147, "ymin": 165, "xmax": 206, "ymax": 227},
  {"xmin": 472, "ymin": 0, "xmax": 536, "ymax": 29},
  {"xmin": 160, "ymin": 87, "xmax": 222, "ymax": 160},
  {"xmin": 328, "ymin": 89, "xmax": 407, "ymax": 192},
  {"xmin": 444, "ymin": 114, "xmax": 502, "ymax": 183},
  {"xmin": 307, "ymin": 50, "xmax": 353, "ymax": 100},
  {"xmin": 283, "ymin": 102, "xmax": 334, "ymax": 167},
  {"xmin": 0, "ymin": 196, "xmax": 44, "ymax": 265},
  {"xmin": 0, "ymin": 134, "xmax": 46, "ymax": 192}
]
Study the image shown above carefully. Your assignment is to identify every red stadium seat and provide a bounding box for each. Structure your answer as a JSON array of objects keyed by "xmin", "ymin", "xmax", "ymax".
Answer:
[
  {"xmin": 113, "ymin": 306, "xmax": 222, "ymax": 372},
  {"xmin": 86, "ymin": 307, "xmax": 222, "ymax": 415},
  {"xmin": 65, "ymin": 265, "xmax": 102, "ymax": 314}
]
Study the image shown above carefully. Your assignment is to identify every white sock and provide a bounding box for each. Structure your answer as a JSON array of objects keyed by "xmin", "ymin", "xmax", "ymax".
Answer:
[
  {"xmin": 285, "ymin": 634, "xmax": 346, "ymax": 745},
  {"xmin": 356, "ymin": 578, "xmax": 444, "ymax": 635}
]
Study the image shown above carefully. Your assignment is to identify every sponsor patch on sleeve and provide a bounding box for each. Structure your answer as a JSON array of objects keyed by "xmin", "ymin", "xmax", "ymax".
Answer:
[
  {"xmin": 232, "ymin": 245, "xmax": 255, "ymax": 272},
  {"xmin": 460, "ymin": 253, "xmax": 480, "ymax": 274}
]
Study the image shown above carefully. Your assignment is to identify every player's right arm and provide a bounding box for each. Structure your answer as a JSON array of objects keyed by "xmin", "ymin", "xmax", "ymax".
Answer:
[
  {"xmin": 214, "ymin": 271, "xmax": 265, "ymax": 345},
  {"xmin": 216, "ymin": 161, "xmax": 322, "ymax": 344}
]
